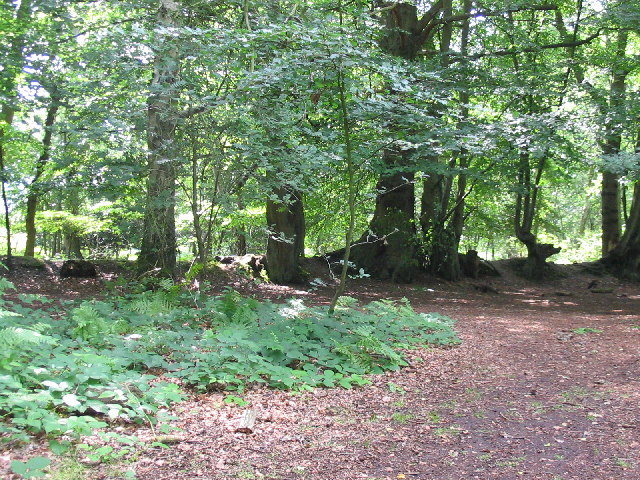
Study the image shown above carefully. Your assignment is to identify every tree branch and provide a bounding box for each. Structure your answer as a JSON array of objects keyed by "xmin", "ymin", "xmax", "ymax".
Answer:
[
  {"xmin": 51, "ymin": 17, "xmax": 143, "ymax": 45},
  {"xmin": 419, "ymin": 3, "xmax": 560, "ymax": 52},
  {"xmin": 449, "ymin": 29, "xmax": 603, "ymax": 61}
]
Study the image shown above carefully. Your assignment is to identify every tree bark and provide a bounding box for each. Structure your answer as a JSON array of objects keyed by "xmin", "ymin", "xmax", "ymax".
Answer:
[
  {"xmin": 265, "ymin": 186, "xmax": 305, "ymax": 284},
  {"xmin": 24, "ymin": 90, "xmax": 60, "ymax": 257},
  {"xmin": 602, "ymin": 129, "xmax": 640, "ymax": 278},
  {"xmin": 419, "ymin": 0, "xmax": 472, "ymax": 282},
  {"xmin": 351, "ymin": 3, "xmax": 433, "ymax": 282},
  {"xmin": 2, "ymin": 0, "xmax": 33, "ymax": 264},
  {"xmin": 514, "ymin": 153, "xmax": 560, "ymax": 280},
  {"xmin": 602, "ymin": 183, "xmax": 640, "ymax": 279},
  {"xmin": 600, "ymin": 31, "xmax": 628, "ymax": 255},
  {"xmin": 63, "ymin": 191, "xmax": 83, "ymax": 259},
  {"xmin": 350, "ymin": 152, "xmax": 416, "ymax": 283},
  {"xmin": 0, "ymin": 127, "xmax": 12, "ymax": 265},
  {"xmin": 234, "ymin": 194, "xmax": 248, "ymax": 256},
  {"xmin": 138, "ymin": 0, "xmax": 181, "ymax": 275}
]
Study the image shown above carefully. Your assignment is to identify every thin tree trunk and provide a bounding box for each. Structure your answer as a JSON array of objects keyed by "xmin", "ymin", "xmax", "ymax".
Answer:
[
  {"xmin": 329, "ymin": 66, "xmax": 358, "ymax": 312},
  {"xmin": 24, "ymin": 90, "xmax": 60, "ymax": 257},
  {"xmin": 234, "ymin": 193, "xmax": 248, "ymax": 256},
  {"xmin": 0, "ymin": 130, "xmax": 11, "ymax": 265},
  {"xmin": 188, "ymin": 136, "xmax": 207, "ymax": 264},
  {"xmin": 2, "ymin": 0, "xmax": 32, "ymax": 265}
]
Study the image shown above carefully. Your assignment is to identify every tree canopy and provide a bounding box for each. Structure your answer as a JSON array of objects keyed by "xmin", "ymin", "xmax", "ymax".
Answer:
[{"xmin": 1, "ymin": 0, "xmax": 640, "ymax": 281}]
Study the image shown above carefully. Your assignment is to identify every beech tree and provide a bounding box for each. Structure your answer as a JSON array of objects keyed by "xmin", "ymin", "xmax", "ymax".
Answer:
[{"xmin": 137, "ymin": 0, "xmax": 183, "ymax": 275}]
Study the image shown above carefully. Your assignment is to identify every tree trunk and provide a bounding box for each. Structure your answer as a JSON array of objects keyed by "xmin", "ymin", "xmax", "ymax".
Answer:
[
  {"xmin": 351, "ymin": 3, "xmax": 429, "ymax": 281},
  {"xmin": 419, "ymin": 0, "xmax": 471, "ymax": 282},
  {"xmin": 602, "ymin": 183, "xmax": 640, "ymax": 279},
  {"xmin": 2, "ymin": 0, "xmax": 33, "ymax": 265},
  {"xmin": 234, "ymin": 195, "xmax": 247, "ymax": 256},
  {"xmin": 514, "ymin": 153, "xmax": 560, "ymax": 279},
  {"xmin": 600, "ymin": 31, "xmax": 628, "ymax": 255},
  {"xmin": 52, "ymin": 232, "xmax": 61, "ymax": 256},
  {"xmin": 350, "ymin": 153, "xmax": 416, "ymax": 283},
  {"xmin": 519, "ymin": 233, "xmax": 561, "ymax": 280},
  {"xmin": 601, "ymin": 171, "xmax": 620, "ymax": 254},
  {"xmin": 138, "ymin": 0, "xmax": 181, "ymax": 275},
  {"xmin": 265, "ymin": 186, "xmax": 305, "ymax": 284},
  {"xmin": 189, "ymin": 137, "xmax": 208, "ymax": 264},
  {"xmin": 63, "ymin": 234, "xmax": 83, "ymax": 259},
  {"xmin": 602, "ymin": 129, "xmax": 640, "ymax": 278},
  {"xmin": 24, "ymin": 91, "xmax": 59, "ymax": 257},
  {"xmin": 0, "ymin": 108, "xmax": 15, "ymax": 265}
]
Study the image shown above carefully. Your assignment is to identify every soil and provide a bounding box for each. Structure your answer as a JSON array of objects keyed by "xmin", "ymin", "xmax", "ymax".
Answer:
[{"xmin": 1, "ymin": 257, "xmax": 639, "ymax": 480}]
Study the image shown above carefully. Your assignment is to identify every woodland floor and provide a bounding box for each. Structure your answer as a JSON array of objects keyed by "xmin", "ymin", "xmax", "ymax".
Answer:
[{"xmin": 1, "ymin": 258, "xmax": 639, "ymax": 480}]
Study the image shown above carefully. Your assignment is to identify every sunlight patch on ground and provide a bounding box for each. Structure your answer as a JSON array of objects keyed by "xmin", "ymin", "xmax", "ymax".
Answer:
[
  {"xmin": 519, "ymin": 298, "xmax": 554, "ymax": 307},
  {"xmin": 437, "ymin": 297, "xmax": 471, "ymax": 304}
]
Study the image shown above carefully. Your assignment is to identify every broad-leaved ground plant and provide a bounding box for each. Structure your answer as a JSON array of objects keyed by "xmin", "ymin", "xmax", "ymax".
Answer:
[{"xmin": 0, "ymin": 280, "xmax": 458, "ymax": 449}]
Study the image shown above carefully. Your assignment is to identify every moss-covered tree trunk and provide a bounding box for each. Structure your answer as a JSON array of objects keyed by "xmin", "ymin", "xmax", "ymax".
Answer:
[{"xmin": 265, "ymin": 186, "xmax": 305, "ymax": 284}]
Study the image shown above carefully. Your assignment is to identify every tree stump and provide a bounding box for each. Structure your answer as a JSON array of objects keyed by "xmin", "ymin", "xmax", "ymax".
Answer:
[{"xmin": 60, "ymin": 260, "xmax": 97, "ymax": 278}]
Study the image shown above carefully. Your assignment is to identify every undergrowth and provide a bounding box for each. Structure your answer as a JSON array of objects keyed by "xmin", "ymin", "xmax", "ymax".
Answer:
[{"xmin": 0, "ymin": 277, "xmax": 459, "ymax": 450}]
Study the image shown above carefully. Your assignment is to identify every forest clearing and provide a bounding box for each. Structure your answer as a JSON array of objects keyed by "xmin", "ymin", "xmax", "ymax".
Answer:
[
  {"xmin": 1, "ymin": 258, "xmax": 639, "ymax": 480},
  {"xmin": 2, "ymin": 0, "xmax": 640, "ymax": 478}
]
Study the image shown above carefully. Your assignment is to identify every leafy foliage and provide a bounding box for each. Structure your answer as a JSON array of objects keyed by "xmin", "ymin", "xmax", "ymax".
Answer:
[
  {"xmin": 171, "ymin": 293, "xmax": 459, "ymax": 391},
  {"xmin": 0, "ymin": 279, "xmax": 457, "ymax": 445}
]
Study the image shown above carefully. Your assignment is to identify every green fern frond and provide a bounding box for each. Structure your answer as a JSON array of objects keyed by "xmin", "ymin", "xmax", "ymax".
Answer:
[
  {"xmin": 130, "ymin": 293, "xmax": 174, "ymax": 316},
  {"xmin": 230, "ymin": 304, "xmax": 258, "ymax": 326},
  {"xmin": 0, "ymin": 327, "xmax": 57, "ymax": 348},
  {"xmin": 71, "ymin": 304, "xmax": 107, "ymax": 342}
]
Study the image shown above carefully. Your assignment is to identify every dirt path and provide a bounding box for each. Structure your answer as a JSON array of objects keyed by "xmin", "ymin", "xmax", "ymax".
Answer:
[
  {"xmin": 2, "ymin": 261, "xmax": 639, "ymax": 479},
  {"xmin": 128, "ymin": 267, "xmax": 640, "ymax": 480}
]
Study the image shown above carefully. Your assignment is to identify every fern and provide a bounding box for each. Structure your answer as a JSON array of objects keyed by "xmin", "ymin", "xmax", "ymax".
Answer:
[
  {"xmin": 0, "ymin": 327, "xmax": 56, "ymax": 348},
  {"xmin": 130, "ymin": 292, "xmax": 174, "ymax": 316},
  {"xmin": 217, "ymin": 288, "xmax": 243, "ymax": 319},
  {"xmin": 0, "ymin": 327, "xmax": 57, "ymax": 370},
  {"xmin": 71, "ymin": 304, "xmax": 107, "ymax": 343},
  {"xmin": 230, "ymin": 304, "xmax": 258, "ymax": 326},
  {"xmin": 355, "ymin": 331, "xmax": 403, "ymax": 365},
  {"xmin": 184, "ymin": 262, "xmax": 204, "ymax": 285},
  {"xmin": 335, "ymin": 296, "xmax": 359, "ymax": 309}
]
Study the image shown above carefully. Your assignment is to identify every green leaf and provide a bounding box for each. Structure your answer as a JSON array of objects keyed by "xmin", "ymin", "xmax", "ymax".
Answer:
[{"xmin": 49, "ymin": 438, "xmax": 71, "ymax": 455}]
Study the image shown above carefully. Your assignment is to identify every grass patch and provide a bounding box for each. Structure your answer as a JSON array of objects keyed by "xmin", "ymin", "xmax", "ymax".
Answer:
[
  {"xmin": 433, "ymin": 426, "xmax": 461, "ymax": 437},
  {"xmin": 572, "ymin": 327, "xmax": 603, "ymax": 334},
  {"xmin": 496, "ymin": 456, "xmax": 526, "ymax": 468},
  {"xmin": 391, "ymin": 412, "xmax": 414, "ymax": 424}
]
